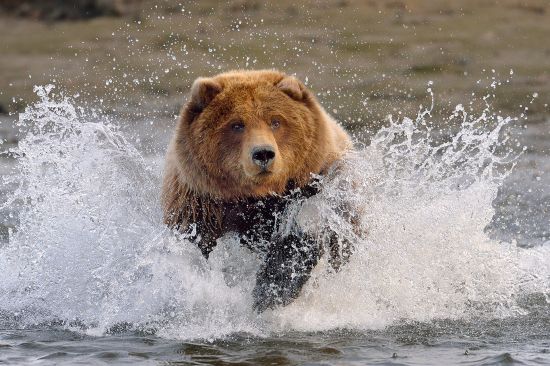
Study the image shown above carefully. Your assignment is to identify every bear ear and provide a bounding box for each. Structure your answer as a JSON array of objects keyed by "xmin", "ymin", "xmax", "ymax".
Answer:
[
  {"xmin": 189, "ymin": 77, "xmax": 222, "ymax": 112},
  {"xmin": 276, "ymin": 76, "xmax": 306, "ymax": 101}
]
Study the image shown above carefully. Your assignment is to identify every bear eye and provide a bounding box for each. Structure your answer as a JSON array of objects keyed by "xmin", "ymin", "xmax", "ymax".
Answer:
[
  {"xmin": 231, "ymin": 121, "xmax": 245, "ymax": 132},
  {"xmin": 271, "ymin": 118, "xmax": 281, "ymax": 129}
]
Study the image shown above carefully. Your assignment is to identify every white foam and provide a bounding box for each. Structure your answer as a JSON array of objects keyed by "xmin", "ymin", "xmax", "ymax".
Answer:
[{"xmin": 0, "ymin": 85, "xmax": 548, "ymax": 339}]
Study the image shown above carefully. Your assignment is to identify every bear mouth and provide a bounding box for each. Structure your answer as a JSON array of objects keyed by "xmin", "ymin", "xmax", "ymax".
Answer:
[
  {"xmin": 247, "ymin": 169, "xmax": 275, "ymax": 184},
  {"xmin": 242, "ymin": 164, "xmax": 278, "ymax": 182},
  {"xmin": 256, "ymin": 169, "xmax": 273, "ymax": 177},
  {"xmin": 245, "ymin": 165, "xmax": 273, "ymax": 176}
]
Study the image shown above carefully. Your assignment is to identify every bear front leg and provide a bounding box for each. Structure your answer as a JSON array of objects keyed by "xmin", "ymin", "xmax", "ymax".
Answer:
[
  {"xmin": 253, "ymin": 232, "xmax": 319, "ymax": 312},
  {"xmin": 326, "ymin": 229, "xmax": 354, "ymax": 272},
  {"xmin": 196, "ymin": 230, "xmax": 218, "ymax": 258}
]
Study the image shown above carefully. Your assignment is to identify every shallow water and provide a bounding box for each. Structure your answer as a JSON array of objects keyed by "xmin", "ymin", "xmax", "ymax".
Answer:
[
  {"xmin": 2, "ymin": 323, "xmax": 550, "ymax": 366},
  {"xmin": 0, "ymin": 86, "xmax": 549, "ymax": 365}
]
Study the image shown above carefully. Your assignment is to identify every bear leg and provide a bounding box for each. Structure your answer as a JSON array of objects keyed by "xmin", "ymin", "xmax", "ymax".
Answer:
[{"xmin": 252, "ymin": 232, "xmax": 319, "ymax": 312}]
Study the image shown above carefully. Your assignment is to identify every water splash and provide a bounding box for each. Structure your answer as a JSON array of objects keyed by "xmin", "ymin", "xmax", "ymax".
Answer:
[
  {"xmin": 0, "ymin": 85, "xmax": 549, "ymax": 339},
  {"xmin": 0, "ymin": 86, "xmax": 260, "ymax": 339}
]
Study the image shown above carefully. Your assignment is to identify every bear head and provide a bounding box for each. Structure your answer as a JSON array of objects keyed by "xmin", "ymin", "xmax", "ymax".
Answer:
[{"xmin": 173, "ymin": 70, "xmax": 336, "ymax": 199}]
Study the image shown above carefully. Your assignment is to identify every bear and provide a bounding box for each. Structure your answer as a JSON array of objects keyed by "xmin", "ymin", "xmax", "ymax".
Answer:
[{"xmin": 162, "ymin": 69, "xmax": 354, "ymax": 311}]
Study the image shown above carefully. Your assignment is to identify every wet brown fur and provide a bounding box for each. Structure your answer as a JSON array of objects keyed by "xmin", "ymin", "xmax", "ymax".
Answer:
[{"xmin": 162, "ymin": 70, "xmax": 352, "ymax": 253}]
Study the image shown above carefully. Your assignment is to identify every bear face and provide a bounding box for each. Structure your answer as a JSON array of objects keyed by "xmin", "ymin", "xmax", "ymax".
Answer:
[{"xmin": 172, "ymin": 70, "xmax": 347, "ymax": 200}]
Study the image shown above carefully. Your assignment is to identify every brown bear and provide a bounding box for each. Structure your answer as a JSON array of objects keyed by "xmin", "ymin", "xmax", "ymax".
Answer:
[{"xmin": 162, "ymin": 69, "xmax": 354, "ymax": 311}]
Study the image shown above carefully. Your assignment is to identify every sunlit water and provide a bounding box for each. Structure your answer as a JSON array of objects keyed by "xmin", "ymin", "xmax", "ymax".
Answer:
[{"xmin": 0, "ymin": 86, "xmax": 549, "ymax": 365}]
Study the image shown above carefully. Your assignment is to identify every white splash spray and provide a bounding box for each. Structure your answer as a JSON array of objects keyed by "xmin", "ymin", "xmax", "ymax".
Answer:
[{"xmin": 0, "ymin": 85, "xmax": 549, "ymax": 339}]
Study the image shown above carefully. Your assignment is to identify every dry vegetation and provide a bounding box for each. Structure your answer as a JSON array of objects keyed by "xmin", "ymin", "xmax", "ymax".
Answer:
[{"xmin": 0, "ymin": 0, "xmax": 549, "ymax": 132}]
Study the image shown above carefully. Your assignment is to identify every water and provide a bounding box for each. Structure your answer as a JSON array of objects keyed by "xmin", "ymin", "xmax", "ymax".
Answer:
[{"xmin": 0, "ymin": 85, "xmax": 549, "ymax": 365}]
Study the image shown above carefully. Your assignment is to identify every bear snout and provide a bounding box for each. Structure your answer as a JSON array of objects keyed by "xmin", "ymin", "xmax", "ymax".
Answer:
[{"xmin": 251, "ymin": 145, "xmax": 276, "ymax": 170}]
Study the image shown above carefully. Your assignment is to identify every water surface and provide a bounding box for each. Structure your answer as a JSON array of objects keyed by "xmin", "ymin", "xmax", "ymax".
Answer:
[{"xmin": 1, "ymin": 87, "xmax": 549, "ymax": 365}]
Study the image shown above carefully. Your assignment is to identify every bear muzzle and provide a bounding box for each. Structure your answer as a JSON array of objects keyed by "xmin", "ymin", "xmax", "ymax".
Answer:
[{"xmin": 251, "ymin": 145, "xmax": 276, "ymax": 171}]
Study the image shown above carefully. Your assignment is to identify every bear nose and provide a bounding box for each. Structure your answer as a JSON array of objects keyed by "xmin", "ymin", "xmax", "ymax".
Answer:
[{"xmin": 251, "ymin": 146, "xmax": 275, "ymax": 168}]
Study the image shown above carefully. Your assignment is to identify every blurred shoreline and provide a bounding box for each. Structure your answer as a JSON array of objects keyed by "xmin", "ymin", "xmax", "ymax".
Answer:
[{"xmin": 0, "ymin": 0, "xmax": 548, "ymax": 133}]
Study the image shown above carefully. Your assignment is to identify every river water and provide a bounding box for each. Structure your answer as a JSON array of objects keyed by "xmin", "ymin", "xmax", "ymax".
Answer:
[{"xmin": 0, "ymin": 85, "xmax": 549, "ymax": 365}]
